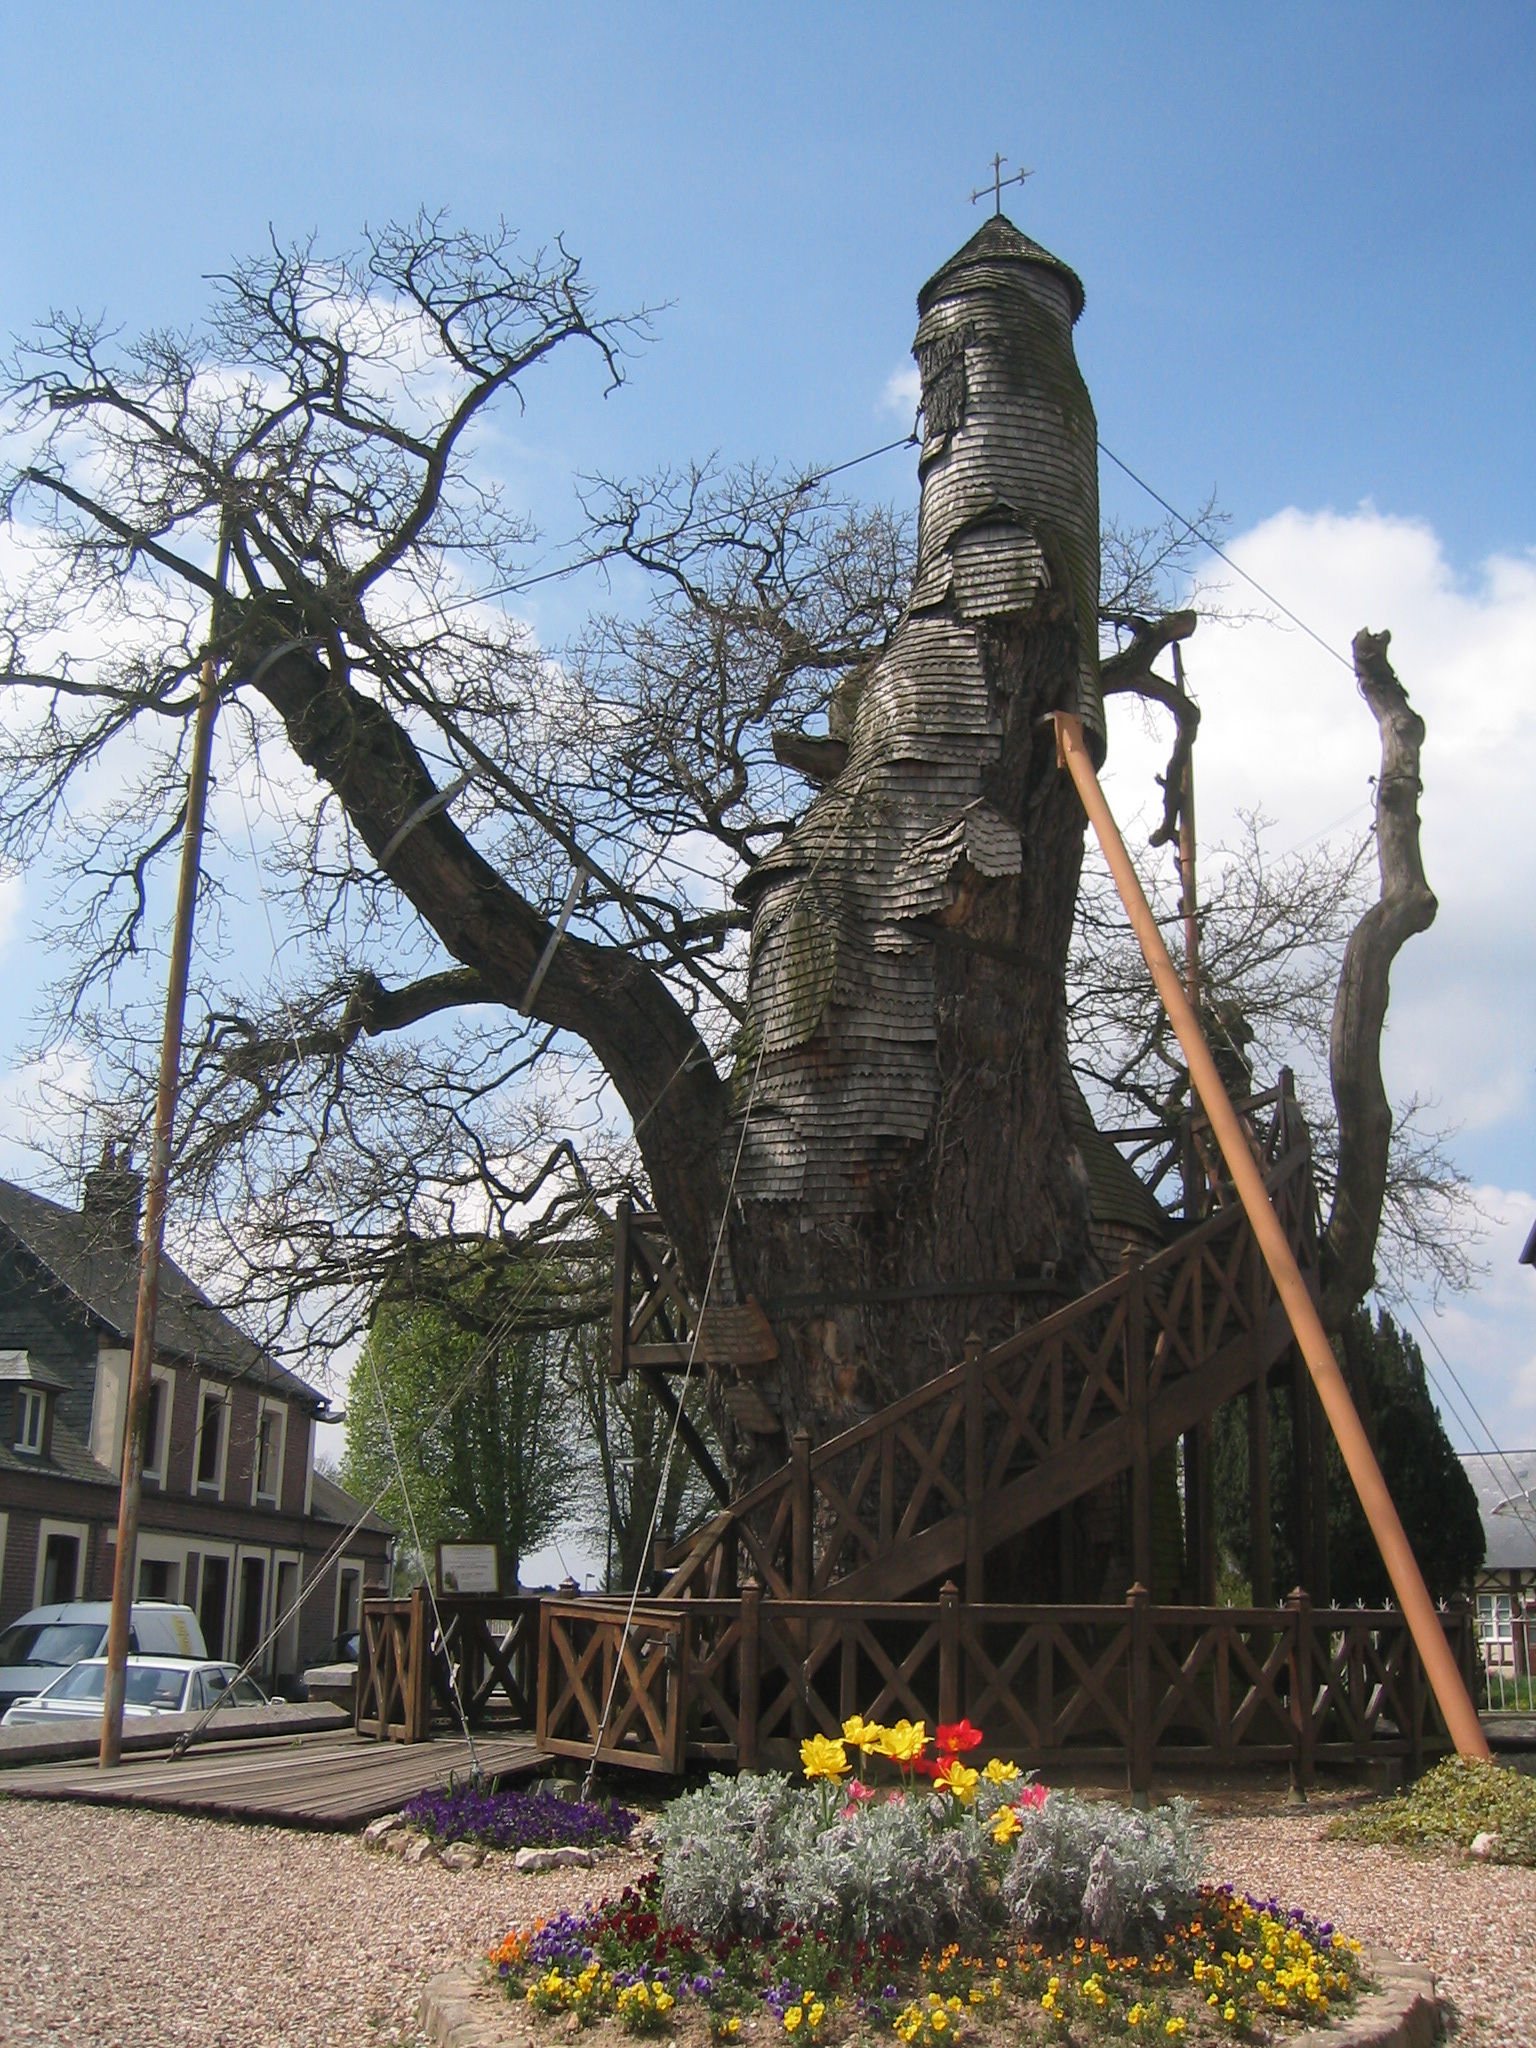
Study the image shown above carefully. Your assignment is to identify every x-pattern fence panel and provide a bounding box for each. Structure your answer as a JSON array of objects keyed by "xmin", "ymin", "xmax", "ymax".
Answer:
[
  {"xmin": 529, "ymin": 1591, "xmax": 1466, "ymax": 1790},
  {"xmin": 359, "ymin": 1592, "xmax": 543, "ymax": 1742}
]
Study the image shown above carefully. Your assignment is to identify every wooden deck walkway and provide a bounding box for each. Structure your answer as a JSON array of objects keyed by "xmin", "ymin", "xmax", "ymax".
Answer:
[{"xmin": 0, "ymin": 1726, "xmax": 544, "ymax": 1829}]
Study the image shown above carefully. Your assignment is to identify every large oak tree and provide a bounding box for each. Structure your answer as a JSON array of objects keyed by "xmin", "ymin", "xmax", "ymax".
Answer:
[{"xmin": 0, "ymin": 214, "xmax": 1452, "ymax": 1491}]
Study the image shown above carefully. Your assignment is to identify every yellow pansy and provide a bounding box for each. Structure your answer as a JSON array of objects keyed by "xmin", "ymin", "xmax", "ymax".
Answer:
[{"xmin": 990, "ymin": 1806, "xmax": 1022, "ymax": 1844}]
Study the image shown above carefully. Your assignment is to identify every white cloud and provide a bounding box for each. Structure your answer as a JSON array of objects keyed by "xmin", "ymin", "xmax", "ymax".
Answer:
[
  {"xmin": 1398, "ymin": 1186, "xmax": 1536, "ymax": 1452},
  {"xmin": 0, "ymin": 876, "xmax": 20, "ymax": 958},
  {"xmin": 1099, "ymin": 508, "xmax": 1536, "ymax": 1148},
  {"xmin": 0, "ymin": 1045, "xmax": 94, "ymax": 1187},
  {"xmin": 881, "ymin": 363, "xmax": 920, "ymax": 423}
]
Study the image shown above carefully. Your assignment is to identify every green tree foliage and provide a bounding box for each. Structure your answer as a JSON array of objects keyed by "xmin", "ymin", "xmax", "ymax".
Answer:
[
  {"xmin": 1325, "ymin": 1311, "xmax": 1486, "ymax": 1604},
  {"xmin": 1212, "ymin": 1310, "xmax": 1484, "ymax": 1604},
  {"xmin": 341, "ymin": 1300, "xmax": 567, "ymax": 1586}
]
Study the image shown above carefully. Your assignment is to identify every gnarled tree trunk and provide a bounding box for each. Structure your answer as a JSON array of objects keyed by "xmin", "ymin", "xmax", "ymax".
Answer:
[{"xmin": 1320, "ymin": 628, "xmax": 1437, "ymax": 1330}]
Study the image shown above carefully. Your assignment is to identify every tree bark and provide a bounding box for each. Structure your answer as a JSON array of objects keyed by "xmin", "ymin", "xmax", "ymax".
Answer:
[{"xmin": 1320, "ymin": 629, "xmax": 1437, "ymax": 1329}]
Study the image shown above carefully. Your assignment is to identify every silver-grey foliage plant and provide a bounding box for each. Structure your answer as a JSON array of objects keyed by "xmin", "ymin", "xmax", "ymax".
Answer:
[
  {"xmin": 655, "ymin": 1775, "xmax": 1004, "ymax": 1949},
  {"xmin": 1001, "ymin": 1793, "xmax": 1203, "ymax": 1949}
]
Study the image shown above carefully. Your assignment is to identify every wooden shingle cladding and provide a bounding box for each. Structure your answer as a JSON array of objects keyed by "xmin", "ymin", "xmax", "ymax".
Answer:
[
  {"xmin": 729, "ymin": 218, "xmax": 1108, "ymax": 1222},
  {"xmin": 0, "ymin": 1173, "xmax": 392, "ymax": 1660}
]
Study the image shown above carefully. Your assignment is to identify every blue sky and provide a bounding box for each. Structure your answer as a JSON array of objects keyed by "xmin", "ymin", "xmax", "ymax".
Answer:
[
  {"xmin": 0, "ymin": 4, "xmax": 1532, "ymax": 1496},
  {"xmin": 0, "ymin": 4, "xmax": 1530, "ymax": 576}
]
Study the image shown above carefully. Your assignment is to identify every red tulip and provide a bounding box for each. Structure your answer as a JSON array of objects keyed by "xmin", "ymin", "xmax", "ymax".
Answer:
[{"xmin": 933, "ymin": 1718, "xmax": 984, "ymax": 1755}]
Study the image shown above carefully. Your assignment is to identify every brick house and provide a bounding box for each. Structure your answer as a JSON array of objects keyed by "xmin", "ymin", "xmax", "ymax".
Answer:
[
  {"xmin": 1460, "ymin": 1448, "xmax": 1536, "ymax": 1696},
  {"xmin": 0, "ymin": 1148, "xmax": 392, "ymax": 1688}
]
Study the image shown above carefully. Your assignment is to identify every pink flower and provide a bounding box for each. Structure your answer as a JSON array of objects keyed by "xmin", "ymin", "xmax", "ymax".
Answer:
[
  {"xmin": 1012, "ymin": 1782, "xmax": 1049, "ymax": 1812},
  {"xmin": 840, "ymin": 1779, "xmax": 877, "ymax": 1815}
]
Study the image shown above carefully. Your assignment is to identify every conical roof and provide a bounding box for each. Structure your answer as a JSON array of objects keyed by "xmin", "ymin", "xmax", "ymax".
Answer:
[{"xmin": 917, "ymin": 214, "xmax": 1085, "ymax": 325}]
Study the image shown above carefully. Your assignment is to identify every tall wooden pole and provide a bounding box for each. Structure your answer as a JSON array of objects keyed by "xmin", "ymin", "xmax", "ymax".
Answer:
[
  {"xmin": 99, "ymin": 658, "xmax": 220, "ymax": 1767},
  {"xmin": 1052, "ymin": 711, "xmax": 1490, "ymax": 1760}
]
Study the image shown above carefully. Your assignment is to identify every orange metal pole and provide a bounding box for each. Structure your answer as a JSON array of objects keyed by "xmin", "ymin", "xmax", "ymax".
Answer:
[{"xmin": 1053, "ymin": 712, "xmax": 1489, "ymax": 1760}]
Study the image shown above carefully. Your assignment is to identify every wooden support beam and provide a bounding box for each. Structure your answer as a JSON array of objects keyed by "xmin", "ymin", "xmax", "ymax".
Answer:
[
  {"xmin": 609, "ymin": 1197, "xmax": 633, "ymax": 1381},
  {"xmin": 964, "ymin": 1341, "xmax": 986, "ymax": 1603},
  {"xmin": 1124, "ymin": 1261, "xmax": 1154, "ymax": 1594},
  {"xmin": 1248, "ymin": 1372, "xmax": 1273, "ymax": 1606},
  {"xmin": 1194, "ymin": 1417, "xmax": 1217, "ymax": 1604}
]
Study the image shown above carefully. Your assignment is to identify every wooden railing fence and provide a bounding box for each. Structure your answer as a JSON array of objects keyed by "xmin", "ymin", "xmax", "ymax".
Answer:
[
  {"xmin": 534, "ymin": 1586, "xmax": 1476, "ymax": 1794},
  {"xmin": 356, "ymin": 1589, "xmax": 541, "ymax": 1742}
]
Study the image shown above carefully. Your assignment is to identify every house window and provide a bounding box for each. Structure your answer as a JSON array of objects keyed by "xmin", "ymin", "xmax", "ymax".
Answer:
[
  {"xmin": 235, "ymin": 1553, "xmax": 268, "ymax": 1669},
  {"xmin": 142, "ymin": 1371, "xmax": 172, "ymax": 1485},
  {"xmin": 194, "ymin": 1389, "xmax": 227, "ymax": 1494},
  {"xmin": 254, "ymin": 1403, "xmax": 285, "ymax": 1508},
  {"xmin": 41, "ymin": 1530, "xmax": 80, "ymax": 1603},
  {"xmin": 198, "ymin": 1552, "xmax": 231, "ymax": 1659},
  {"xmin": 14, "ymin": 1388, "xmax": 45, "ymax": 1455},
  {"xmin": 336, "ymin": 1561, "xmax": 363, "ymax": 1651},
  {"xmin": 138, "ymin": 1556, "xmax": 178, "ymax": 1602}
]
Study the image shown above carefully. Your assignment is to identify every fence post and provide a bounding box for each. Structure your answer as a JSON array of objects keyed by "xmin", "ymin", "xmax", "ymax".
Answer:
[
  {"xmin": 1286, "ymin": 1586, "xmax": 1314, "ymax": 1802},
  {"xmin": 739, "ymin": 1581, "xmax": 761, "ymax": 1773},
  {"xmin": 1127, "ymin": 1583, "xmax": 1152, "ymax": 1808},
  {"xmin": 964, "ymin": 1341, "xmax": 986, "ymax": 1603},
  {"xmin": 792, "ymin": 1428, "xmax": 812, "ymax": 1601},
  {"xmin": 1407, "ymin": 1616, "xmax": 1425, "ymax": 1780},
  {"xmin": 354, "ymin": 1604, "xmax": 373, "ymax": 1735},
  {"xmin": 939, "ymin": 1581, "xmax": 961, "ymax": 1726},
  {"xmin": 1122, "ymin": 1259, "xmax": 1152, "ymax": 1593},
  {"xmin": 407, "ymin": 1583, "xmax": 431, "ymax": 1743}
]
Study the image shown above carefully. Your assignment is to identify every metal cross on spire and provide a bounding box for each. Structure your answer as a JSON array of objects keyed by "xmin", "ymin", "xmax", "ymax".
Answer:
[{"xmin": 971, "ymin": 153, "xmax": 1033, "ymax": 217}]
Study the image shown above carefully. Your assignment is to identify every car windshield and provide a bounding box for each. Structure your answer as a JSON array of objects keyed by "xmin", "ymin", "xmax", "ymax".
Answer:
[
  {"xmin": 126, "ymin": 1667, "xmax": 189, "ymax": 1709},
  {"xmin": 53, "ymin": 1662, "xmax": 108, "ymax": 1700},
  {"xmin": 202, "ymin": 1667, "xmax": 266, "ymax": 1707},
  {"xmin": 0, "ymin": 1623, "xmax": 42, "ymax": 1665},
  {"xmin": 50, "ymin": 1663, "xmax": 188, "ymax": 1708},
  {"xmin": 21, "ymin": 1624, "xmax": 106, "ymax": 1666}
]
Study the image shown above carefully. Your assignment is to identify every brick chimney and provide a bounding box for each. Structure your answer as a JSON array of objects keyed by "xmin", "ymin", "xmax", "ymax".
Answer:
[{"xmin": 81, "ymin": 1140, "xmax": 144, "ymax": 1251}]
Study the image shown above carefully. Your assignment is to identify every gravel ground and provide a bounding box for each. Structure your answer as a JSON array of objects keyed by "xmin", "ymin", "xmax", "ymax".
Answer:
[
  {"xmin": 1201, "ymin": 1798, "xmax": 1536, "ymax": 2047},
  {"xmin": 2, "ymin": 1790, "xmax": 1534, "ymax": 2047},
  {"xmin": 0, "ymin": 1798, "xmax": 650, "ymax": 2048}
]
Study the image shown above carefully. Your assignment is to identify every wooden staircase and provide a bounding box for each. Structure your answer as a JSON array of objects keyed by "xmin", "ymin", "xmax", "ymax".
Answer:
[{"xmin": 657, "ymin": 1083, "xmax": 1318, "ymax": 1607}]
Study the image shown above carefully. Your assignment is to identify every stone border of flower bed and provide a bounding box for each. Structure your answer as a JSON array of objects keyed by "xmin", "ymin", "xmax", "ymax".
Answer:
[{"xmin": 417, "ymin": 1947, "xmax": 1443, "ymax": 2048}]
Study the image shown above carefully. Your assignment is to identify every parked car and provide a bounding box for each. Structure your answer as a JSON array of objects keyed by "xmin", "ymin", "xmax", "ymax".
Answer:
[
  {"xmin": 1, "ymin": 1655, "xmax": 268, "ymax": 1726},
  {"xmin": 0, "ymin": 1601, "xmax": 206, "ymax": 1715}
]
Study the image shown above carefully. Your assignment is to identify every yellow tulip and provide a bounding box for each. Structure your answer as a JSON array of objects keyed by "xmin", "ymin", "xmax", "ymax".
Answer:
[
  {"xmin": 990, "ymin": 1807, "xmax": 1022, "ymax": 1844},
  {"xmin": 981, "ymin": 1757, "xmax": 1019, "ymax": 1784},
  {"xmin": 841, "ymin": 1713, "xmax": 888, "ymax": 1754},
  {"xmin": 875, "ymin": 1718, "xmax": 928, "ymax": 1764},
  {"xmin": 933, "ymin": 1760, "xmax": 980, "ymax": 1804},
  {"xmin": 800, "ymin": 1732, "xmax": 851, "ymax": 1781}
]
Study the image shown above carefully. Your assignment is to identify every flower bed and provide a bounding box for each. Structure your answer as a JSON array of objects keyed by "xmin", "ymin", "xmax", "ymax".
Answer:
[
  {"xmin": 487, "ymin": 1718, "xmax": 1365, "ymax": 2043},
  {"xmin": 403, "ymin": 1781, "xmax": 637, "ymax": 1852}
]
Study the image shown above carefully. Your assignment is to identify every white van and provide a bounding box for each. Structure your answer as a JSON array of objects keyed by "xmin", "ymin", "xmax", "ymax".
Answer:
[{"xmin": 0, "ymin": 1601, "xmax": 206, "ymax": 1715}]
